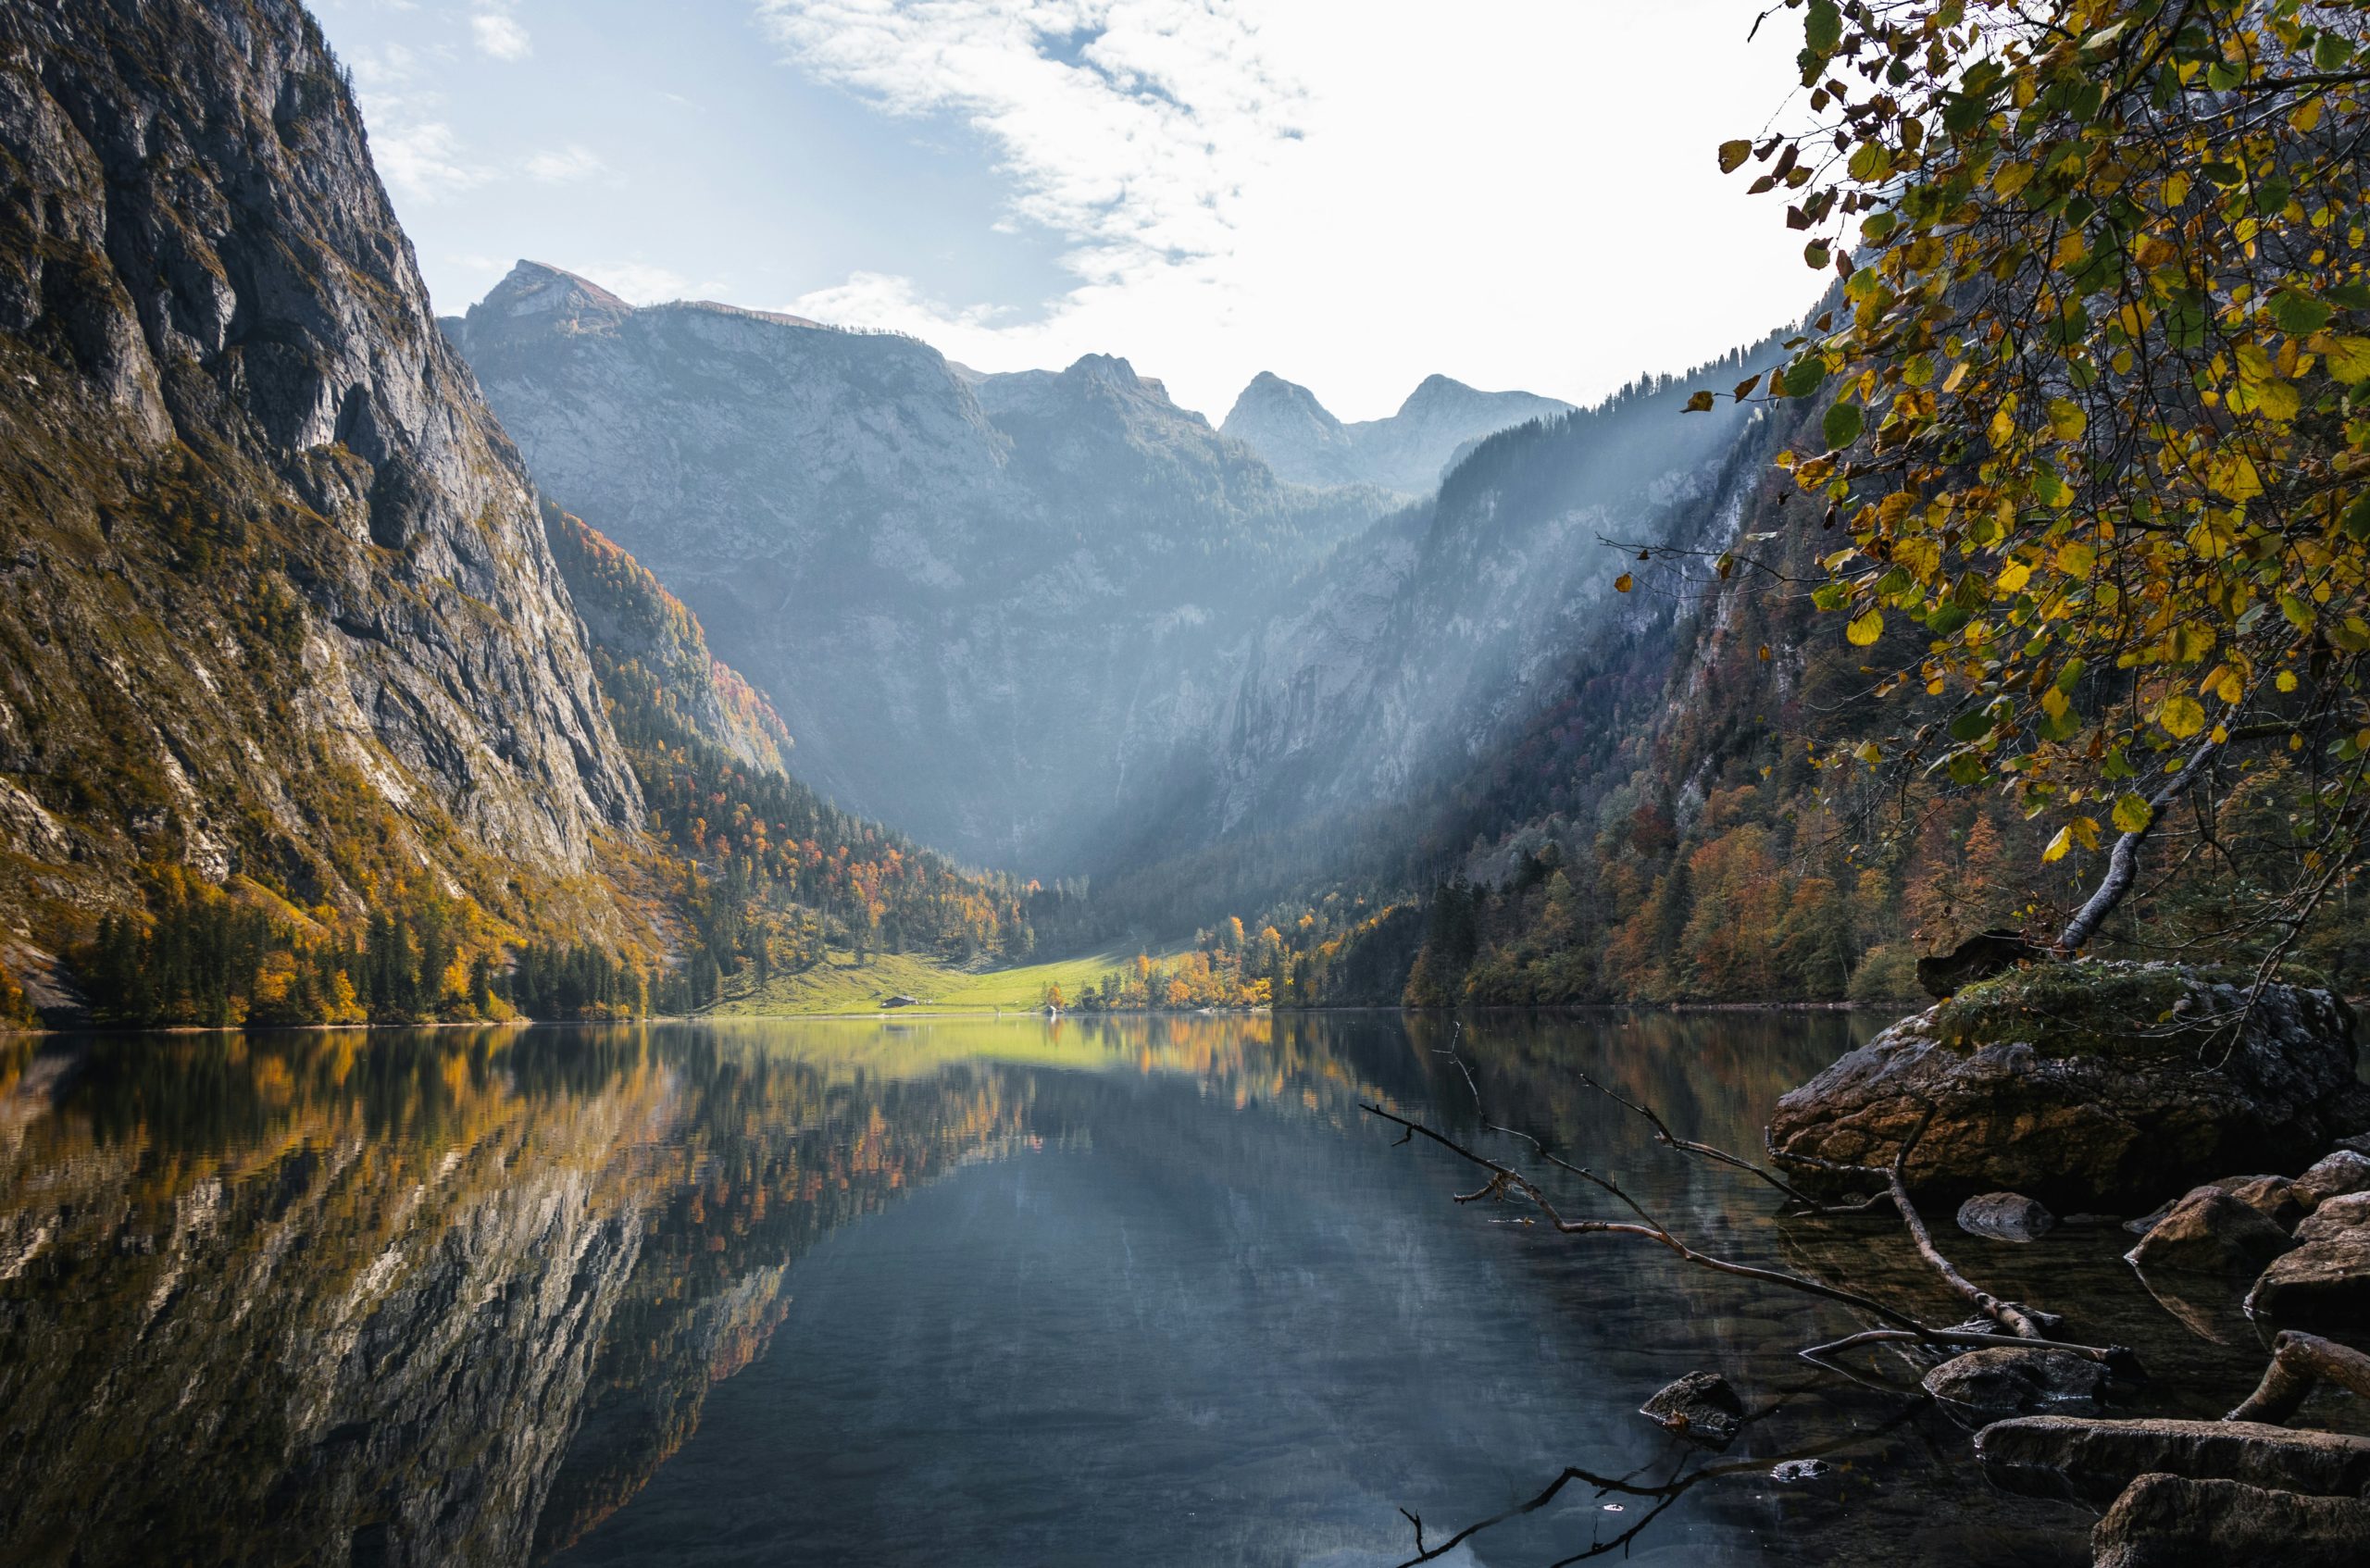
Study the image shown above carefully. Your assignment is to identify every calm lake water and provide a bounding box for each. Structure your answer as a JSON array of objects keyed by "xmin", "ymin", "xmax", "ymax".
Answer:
[{"xmin": 0, "ymin": 1011, "xmax": 2324, "ymax": 1567}]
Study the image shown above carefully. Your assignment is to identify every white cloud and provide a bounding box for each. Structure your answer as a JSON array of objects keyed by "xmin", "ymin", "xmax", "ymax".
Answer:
[
  {"xmin": 524, "ymin": 143, "xmax": 610, "ymax": 183},
  {"xmin": 347, "ymin": 42, "xmax": 416, "ymax": 89},
  {"xmin": 754, "ymin": 0, "xmax": 1826, "ymax": 420},
  {"xmin": 472, "ymin": 12, "xmax": 531, "ymax": 60},
  {"xmin": 365, "ymin": 112, "xmax": 494, "ymax": 202},
  {"xmin": 567, "ymin": 262, "xmax": 734, "ymax": 305},
  {"xmin": 787, "ymin": 270, "xmax": 1016, "ymax": 333},
  {"xmin": 755, "ymin": 1, "xmax": 1301, "ymax": 293}
]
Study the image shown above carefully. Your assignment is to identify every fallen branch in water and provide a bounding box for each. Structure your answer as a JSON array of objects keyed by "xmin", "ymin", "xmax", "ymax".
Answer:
[
  {"xmin": 1567, "ymin": 1067, "xmax": 1890, "ymax": 1215},
  {"xmin": 1390, "ymin": 1401, "xmax": 1928, "ymax": 1567},
  {"xmin": 1391, "ymin": 1451, "xmax": 1694, "ymax": 1567},
  {"xmin": 1771, "ymin": 1109, "xmax": 2071, "ymax": 1345},
  {"xmin": 2226, "ymin": 1330, "xmax": 2370, "ymax": 1425},
  {"xmin": 1357, "ymin": 1102, "xmax": 2130, "ymax": 1368},
  {"xmin": 1879, "ymin": 1109, "xmax": 2056, "ymax": 1341}
]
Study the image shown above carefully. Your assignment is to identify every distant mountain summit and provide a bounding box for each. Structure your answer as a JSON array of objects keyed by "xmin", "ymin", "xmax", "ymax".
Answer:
[
  {"xmin": 448, "ymin": 263, "xmax": 1387, "ymax": 866},
  {"xmin": 1221, "ymin": 372, "xmax": 1573, "ymax": 493}
]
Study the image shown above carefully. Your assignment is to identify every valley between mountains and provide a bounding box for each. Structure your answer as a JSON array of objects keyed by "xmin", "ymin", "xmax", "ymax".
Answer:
[{"xmin": 6, "ymin": 0, "xmax": 2359, "ymax": 1029}]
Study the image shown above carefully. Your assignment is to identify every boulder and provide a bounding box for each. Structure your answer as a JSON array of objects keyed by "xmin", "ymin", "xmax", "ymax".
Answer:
[
  {"xmin": 2293, "ymin": 1150, "xmax": 2370, "ymax": 1210},
  {"xmin": 2127, "ymin": 1174, "xmax": 2300, "ymax": 1234},
  {"xmin": 1956, "ymin": 1190, "xmax": 2055, "ymax": 1241},
  {"xmin": 2225, "ymin": 1175, "xmax": 2306, "ymax": 1230},
  {"xmin": 1919, "ymin": 1346, "xmax": 2107, "ymax": 1414},
  {"xmin": 1637, "ymin": 1371, "xmax": 1745, "ymax": 1449},
  {"xmin": 1768, "ymin": 963, "xmax": 2370, "ymax": 1209},
  {"xmin": 1973, "ymin": 1415, "xmax": 2370, "ymax": 1503},
  {"xmin": 2245, "ymin": 1228, "xmax": 2370, "ymax": 1331},
  {"xmin": 2093, "ymin": 1474, "xmax": 2370, "ymax": 1567},
  {"xmin": 2294, "ymin": 1190, "xmax": 2370, "ymax": 1243},
  {"xmin": 2125, "ymin": 1189, "xmax": 2295, "ymax": 1275}
]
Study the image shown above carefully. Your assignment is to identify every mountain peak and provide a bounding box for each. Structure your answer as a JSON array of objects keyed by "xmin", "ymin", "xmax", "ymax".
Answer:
[
  {"xmin": 1396, "ymin": 373, "xmax": 1481, "ymax": 417},
  {"xmin": 478, "ymin": 260, "xmax": 633, "ymax": 322},
  {"xmin": 1225, "ymin": 371, "xmax": 1341, "ymax": 428},
  {"xmin": 1217, "ymin": 371, "xmax": 1353, "ymax": 487},
  {"xmin": 1223, "ymin": 371, "xmax": 1570, "ymax": 493}
]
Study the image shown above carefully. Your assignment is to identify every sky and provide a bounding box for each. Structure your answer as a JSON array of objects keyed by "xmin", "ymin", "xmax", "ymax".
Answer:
[{"xmin": 314, "ymin": 0, "xmax": 1828, "ymax": 423}]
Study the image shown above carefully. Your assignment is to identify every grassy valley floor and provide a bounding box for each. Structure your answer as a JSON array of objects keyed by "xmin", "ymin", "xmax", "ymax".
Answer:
[{"xmin": 710, "ymin": 947, "xmax": 1181, "ymax": 1016}]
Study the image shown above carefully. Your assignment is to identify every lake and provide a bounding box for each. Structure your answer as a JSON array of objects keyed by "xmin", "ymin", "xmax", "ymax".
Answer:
[{"xmin": 0, "ymin": 1012, "xmax": 2308, "ymax": 1566}]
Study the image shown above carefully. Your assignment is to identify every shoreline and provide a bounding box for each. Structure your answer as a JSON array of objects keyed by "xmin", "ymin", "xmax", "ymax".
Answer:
[{"xmin": 5, "ymin": 996, "xmax": 1926, "ymax": 1037}]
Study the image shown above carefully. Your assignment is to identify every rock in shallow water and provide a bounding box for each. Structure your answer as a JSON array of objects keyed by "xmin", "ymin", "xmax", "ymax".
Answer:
[
  {"xmin": 2092, "ymin": 1474, "xmax": 2370, "ymax": 1567},
  {"xmin": 1768, "ymin": 963, "xmax": 2370, "ymax": 1210},
  {"xmin": 1768, "ymin": 1458, "xmax": 1833, "ymax": 1484},
  {"xmin": 1919, "ymin": 1347, "xmax": 2106, "ymax": 1413},
  {"xmin": 1637, "ymin": 1371, "xmax": 1745, "ymax": 1449},
  {"xmin": 2245, "ymin": 1226, "xmax": 2370, "ymax": 1331},
  {"xmin": 1973, "ymin": 1415, "xmax": 2370, "ymax": 1503},
  {"xmin": 1955, "ymin": 1190, "xmax": 2055, "ymax": 1241},
  {"xmin": 2125, "ymin": 1189, "xmax": 2296, "ymax": 1276}
]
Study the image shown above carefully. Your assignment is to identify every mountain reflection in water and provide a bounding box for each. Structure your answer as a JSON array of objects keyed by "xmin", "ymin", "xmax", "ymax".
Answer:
[{"xmin": 0, "ymin": 1012, "xmax": 2271, "ymax": 1567}]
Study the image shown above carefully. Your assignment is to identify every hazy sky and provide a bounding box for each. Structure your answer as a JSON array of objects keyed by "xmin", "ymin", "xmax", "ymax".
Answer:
[{"xmin": 316, "ymin": 1, "xmax": 1827, "ymax": 422}]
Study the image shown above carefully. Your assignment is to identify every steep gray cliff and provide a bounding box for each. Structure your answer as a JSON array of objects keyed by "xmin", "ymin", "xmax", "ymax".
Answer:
[
  {"xmin": 1221, "ymin": 370, "xmax": 1573, "ymax": 493},
  {"xmin": 449, "ymin": 263, "xmax": 1385, "ymax": 867},
  {"xmin": 0, "ymin": 0, "xmax": 643, "ymax": 936}
]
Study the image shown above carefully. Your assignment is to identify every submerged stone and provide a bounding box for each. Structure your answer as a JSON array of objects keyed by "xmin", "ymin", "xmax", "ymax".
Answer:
[
  {"xmin": 1919, "ymin": 1347, "xmax": 2107, "ymax": 1414},
  {"xmin": 1955, "ymin": 1191, "xmax": 2055, "ymax": 1241},
  {"xmin": 1638, "ymin": 1370, "xmax": 1745, "ymax": 1449},
  {"xmin": 1768, "ymin": 1458, "xmax": 1833, "ymax": 1484}
]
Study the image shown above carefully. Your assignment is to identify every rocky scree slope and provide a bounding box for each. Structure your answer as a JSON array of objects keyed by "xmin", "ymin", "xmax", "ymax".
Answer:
[
  {"xmin": 1220, "ymin": 369, "xmax": 1573, "ymax": 492},
  {"xmin": 447, "ymin": 261, "xmax": 1387, "ymax": 868},
  {"xmin": 0, "ymin": 0, "xmax": 643, "ymax": 949}
]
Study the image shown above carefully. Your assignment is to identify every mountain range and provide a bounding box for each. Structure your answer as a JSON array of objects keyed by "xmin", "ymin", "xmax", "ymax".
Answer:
[
  {"xmin": 1219, "ymin": 370, "xmax": 1573, "ymax": 492},
  {"xmin": 0, "ymin": 0, "xmax": 1830, "ymax": 1018},
  {"xmin": 443, "ymin": 260, "xmax": 1391, "ymax": 866}
]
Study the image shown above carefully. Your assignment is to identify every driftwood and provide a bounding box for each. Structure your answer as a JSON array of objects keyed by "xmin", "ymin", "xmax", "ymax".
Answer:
[
  {"xmin": 2226, "ymin": 1331, "xmax": 2370, "ymax": 1425},
  {"xmin": 1366, "ymin": 1069, "xmax": 2154, "ymax": 1566},
  {"xmin": 1358, "ymin": 1101, "xmax": 2130, "ymax": 1369}
]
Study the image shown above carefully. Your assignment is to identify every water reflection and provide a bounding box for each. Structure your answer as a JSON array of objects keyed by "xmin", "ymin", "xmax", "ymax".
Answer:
[{"xmin": 0, "ymin": 1012, "xmax": 2291, "ymax": 1567}]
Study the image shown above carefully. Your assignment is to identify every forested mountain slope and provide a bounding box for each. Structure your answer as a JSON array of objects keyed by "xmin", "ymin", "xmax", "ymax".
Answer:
[
  {"xmin": 447, "ymin": 264, "xmax": 1389, "ymax": 868},
  {"xmin": 0, "ymin": 0, "xmax": 645, "ymax": 966},
  {"xmin": 543, "ymin": 505, "xmax": 1080, "ymax": 1003}
]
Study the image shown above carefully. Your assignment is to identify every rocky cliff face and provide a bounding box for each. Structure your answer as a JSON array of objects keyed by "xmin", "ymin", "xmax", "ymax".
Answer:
[
  {"xmin": 449, "ymin": 264, "xmax": 1385, "ymax": 867},
  {"xmin": 1220, "ymin": 370, "xmax": 1573, "ymax": 493},
  {"xmin": 0, "ymin": 0, "xmax": 642, "ymax": 941}
]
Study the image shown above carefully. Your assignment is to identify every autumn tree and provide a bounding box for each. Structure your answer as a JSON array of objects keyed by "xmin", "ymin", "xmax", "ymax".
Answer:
[{"xmin": 1694, "ymin": 0, "xmax": 2370, "ymax": 970}]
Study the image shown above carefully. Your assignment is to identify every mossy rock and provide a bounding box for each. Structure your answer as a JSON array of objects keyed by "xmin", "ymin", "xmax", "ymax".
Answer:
[{"xmin": 1769, "ymin": 961, "xmax": 2370, "ymax": 1210}]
